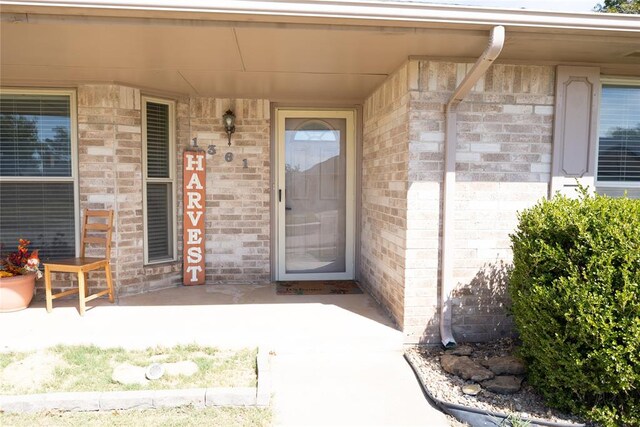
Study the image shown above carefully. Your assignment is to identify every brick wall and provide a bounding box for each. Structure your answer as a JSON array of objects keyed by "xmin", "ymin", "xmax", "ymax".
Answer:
[
  {"xmin": 405, "ymin": 61, "xmax": 555, "ymax": 343},
  {"xmin": 43, "ymin": 85, "xmax": 181, "ymax": 297},
  {"xmin": 177, "ymin": 98, "xmax": 271, "ymax": 285},
  {"xmin": 360, "ymin": 63, "xmax": 411, "ymax": 329},
  {"xmin": 43, "ymin": 86, "xmax": 270, "ymax": 298}
]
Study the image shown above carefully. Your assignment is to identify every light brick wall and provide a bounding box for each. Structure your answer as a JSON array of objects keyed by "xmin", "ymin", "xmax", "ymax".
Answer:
[
  {"xmin": 44, "ymin": 84, "xmax": 182, "ymax": 297},
  {"xmin": 177, "ymin": 98, "xmax": 271, "ymax": 285},
  {"xmin": 450, "ymin": 182, "xmax": 547, "ymax": 342},
  {"xmin": 43, "ymin": 86, "xmax": 270, "ymax": 298},
  {"xmin": 405, "ymin": 61, "xmax": 555, "ymax": 343},
  {"xmin": 360, "ymin": 63, "xmax": 411, "ymax": 329}
]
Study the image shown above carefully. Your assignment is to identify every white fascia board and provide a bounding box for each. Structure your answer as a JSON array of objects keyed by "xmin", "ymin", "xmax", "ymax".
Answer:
[{"xmin": 1, "ymin": 0, "xmax": 640, "ymax": 33}]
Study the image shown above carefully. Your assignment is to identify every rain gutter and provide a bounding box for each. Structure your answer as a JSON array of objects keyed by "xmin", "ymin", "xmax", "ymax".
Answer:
[
  {"xmin": 1, "ymin": 1, "xmax": 639, "ymax": 32},
  {"xmin": 440, "ymin": 25, "xmax": 505, "ymax": 348}
]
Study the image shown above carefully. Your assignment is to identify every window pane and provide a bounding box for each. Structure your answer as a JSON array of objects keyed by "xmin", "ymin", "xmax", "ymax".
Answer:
[
  {"xmin": 597, "ymin": 85, "xmax": 640, "ymax": 182},
  {"xmin": 0, "ymin": 94, "xmax": 72, "ymax": 177},
  {"xmin": 147, "ymin": 182, "xmax": 172, "ymax": 261},
  {"xmin": 0, "ymin": 182, "xmax": 76, "ymax": 261},
  {"xmin": 146, "ymin": 102, "xmax": 170, "ymax": 178}
]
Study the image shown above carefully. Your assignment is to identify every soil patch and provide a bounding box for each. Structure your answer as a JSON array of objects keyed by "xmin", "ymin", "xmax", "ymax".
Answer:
[{"xmin": 0, "ymin": 350, "xmax": 65, "ymax": 394}]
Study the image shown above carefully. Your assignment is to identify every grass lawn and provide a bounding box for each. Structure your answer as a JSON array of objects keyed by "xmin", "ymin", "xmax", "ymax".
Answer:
[
  {"xmin": 0, "ymin": 345, "xmax": 256, "ymax": 395},
  {"xmin": 0, "ymin": 405, "xmax": 273, "ymax": 427}
]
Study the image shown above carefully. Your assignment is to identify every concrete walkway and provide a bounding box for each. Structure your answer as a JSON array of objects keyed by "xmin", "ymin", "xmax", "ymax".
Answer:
[{"xmin": 0, "ymin": 284, "xmax": 448, "ymax": 426}]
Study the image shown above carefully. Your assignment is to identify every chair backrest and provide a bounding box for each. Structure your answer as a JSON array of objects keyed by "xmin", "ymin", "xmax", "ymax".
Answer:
[{"xmin": 80, "ymin": 210, "xmax": 114, "ymax": 260}]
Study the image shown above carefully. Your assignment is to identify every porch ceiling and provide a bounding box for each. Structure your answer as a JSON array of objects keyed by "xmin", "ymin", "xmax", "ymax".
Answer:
[{"xmin": 1, "ymin": 10, "xmax": 639, "ymax": 103}]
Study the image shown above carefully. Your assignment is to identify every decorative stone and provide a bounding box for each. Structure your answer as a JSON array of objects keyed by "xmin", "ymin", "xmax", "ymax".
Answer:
[
  {"xmin": 482, "ymin": 375, "xmax": 523, "ymax": 395},
  {"xmin": 441, "ymin": 355, "xmax": 494, "ymax": 382},
  {"xmin": 445, "ymin": 345, "xmax": 473, "ymax": 357},
  {"xmin": 112, "ymin": 364, "xmax": 148, "ymax": 386},
  {"xmin": 145, "ymin": 363, "xmax": 165, "ymax": 380},
  {"xmin": 462, "ymin": 384, "xmax": 482, "ymax": 396},
  {"xmin": 481, "ymin": 356, "xmax": 526, "ymax": 376},
  {"xmin": 162, "ymin": 361, "xmax": 199, "ymax": 377}
]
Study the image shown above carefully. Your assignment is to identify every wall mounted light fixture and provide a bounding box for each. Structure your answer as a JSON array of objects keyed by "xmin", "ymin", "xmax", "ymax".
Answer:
[{"xmin": 223, "ymin": 109, "xmax": 236, "ymax": 146}]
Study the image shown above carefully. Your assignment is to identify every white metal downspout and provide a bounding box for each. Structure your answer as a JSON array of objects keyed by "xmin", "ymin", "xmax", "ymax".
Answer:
[{"xmin": 440, "ymin": 25, "xmax": 505, "ymax": 348}]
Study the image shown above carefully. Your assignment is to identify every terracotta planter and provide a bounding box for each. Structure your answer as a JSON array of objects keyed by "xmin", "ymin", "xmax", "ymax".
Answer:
[{"xmin": 0, "ymin": 272, "xmax": 36, "ymax": 313}]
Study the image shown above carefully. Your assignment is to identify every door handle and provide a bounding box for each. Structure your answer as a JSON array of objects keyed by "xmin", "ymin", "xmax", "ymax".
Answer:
[{"xmin": 279, "ymin": 189, "xmax": 291, "ymax": 210}]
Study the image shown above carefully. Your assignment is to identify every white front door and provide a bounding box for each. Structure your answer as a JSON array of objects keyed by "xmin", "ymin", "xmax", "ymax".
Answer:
[{"xmin": 275, "ymin": 109, "xmax": 356, "ymax": 281}]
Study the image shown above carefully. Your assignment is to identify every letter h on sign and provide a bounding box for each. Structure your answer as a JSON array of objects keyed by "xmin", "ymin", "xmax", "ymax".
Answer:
[{"xmin": 183, "ymin": 151, "xmax": 206, "ymax": 285}]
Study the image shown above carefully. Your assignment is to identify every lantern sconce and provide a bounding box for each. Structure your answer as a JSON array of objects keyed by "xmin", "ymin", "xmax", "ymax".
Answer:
[{"xmin": 223, "ymin": 109, "xmax": 236, "ymax": 147}]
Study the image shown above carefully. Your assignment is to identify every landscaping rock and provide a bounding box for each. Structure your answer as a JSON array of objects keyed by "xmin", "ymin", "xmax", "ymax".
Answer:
[
  {"xmin": 145, "ymin": 363, "xmax": 165, "ymax": 380},
  {"xmin": 462, "ymin": 384, "xmax": 482, "ymax": 396},
  {"xmin": 112, "ymin": 363, "xmax": 149, "ymax": 386},
  {"xmin": 406, "ymin": 343, "xmax": 585, "ymax": 426},
  {"xmin": 482, "ymin": 375, "xmax": 523, "ymax": 395},
  {"xmin": 445, "ymin": 345, "xmax": 474, "ymax": 357},
  {"xmin": 481, "ymin": 356, "xmax": 526, "ymax": 376},
  {"xmin": 441, "ymin": 355, "xmax": 494, "ymax": 382},
  {"xmin": 162, "ymin": 361, "xmax": 198, "ymax": 377}
]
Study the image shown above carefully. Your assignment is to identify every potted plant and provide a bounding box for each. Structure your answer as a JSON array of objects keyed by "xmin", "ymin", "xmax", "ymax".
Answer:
[{"xmin": 0, "ymin": 239, "xmax": 41, "ymax": 312}]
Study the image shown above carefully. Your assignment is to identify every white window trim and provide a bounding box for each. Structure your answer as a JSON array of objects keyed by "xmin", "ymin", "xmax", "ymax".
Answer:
[
  {"xmin": 142, "ymin": 96, "xmax": 177, "ymax": 265},
  {"xmin": 0, "ymin": 88, "xmax": 81, "ymax": 256},
  {"xmin": 595, "ymin": 78, "xmax": 640, "ymax": 189}
]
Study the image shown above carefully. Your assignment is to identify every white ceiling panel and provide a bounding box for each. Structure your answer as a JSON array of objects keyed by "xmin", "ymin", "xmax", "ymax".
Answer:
[
  {"xmin": 0, "ymin": 20, "xmax": 243, "ymax": 71},
  {"xmin": 0, "ymin": 64, "xmax": 196, "ymax": 95},
  {"xmin": 179, "ymin": 69, "xmax": 387, "ymax": 103},
  {"xmin": 235, "ymin": 27, "xmax": 488, "ymax": 74}
]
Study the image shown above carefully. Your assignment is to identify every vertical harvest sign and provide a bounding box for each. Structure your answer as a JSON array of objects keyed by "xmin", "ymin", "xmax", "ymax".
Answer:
[{"xmin": 183, "ymin": 151, "xmax": 206, "ymax": 285}]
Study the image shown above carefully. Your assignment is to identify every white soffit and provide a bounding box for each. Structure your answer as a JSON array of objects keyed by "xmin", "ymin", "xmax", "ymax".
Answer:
[
  {"xmin": 235, "ymin": 27, "xmax": 488, "ymax": 74},
  {"xmin": 0, "ymin": 1, "xmax": 639, "ymax": 102}
]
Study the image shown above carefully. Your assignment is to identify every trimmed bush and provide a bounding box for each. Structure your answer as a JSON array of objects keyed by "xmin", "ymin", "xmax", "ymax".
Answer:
[{"xmin": 509, "ymin": 189, "xmax": 640, "ymax": 426}]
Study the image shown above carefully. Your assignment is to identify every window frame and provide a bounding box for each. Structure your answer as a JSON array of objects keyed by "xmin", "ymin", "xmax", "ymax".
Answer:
[
  {"xmin": 142, "ymin": 95, "xmax": 177, "ymax": 265},
  {"xmin": 595, "ymin": 77, "xmax": 640, "ymax": 189},
  {"xmin": 0, "ymin": 87, "xmax": 80, "ymax": 256}
]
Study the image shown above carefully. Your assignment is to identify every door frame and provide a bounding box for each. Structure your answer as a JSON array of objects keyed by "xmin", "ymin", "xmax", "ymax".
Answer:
[{"xmin": 274, "ymin": 108, "xmax": 357, "ymax": 281}]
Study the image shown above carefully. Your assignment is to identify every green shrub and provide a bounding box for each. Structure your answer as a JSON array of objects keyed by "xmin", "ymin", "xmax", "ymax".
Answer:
[{"xmin": 509, "ymin": 189, "xmax": 640, "ymax": 426}]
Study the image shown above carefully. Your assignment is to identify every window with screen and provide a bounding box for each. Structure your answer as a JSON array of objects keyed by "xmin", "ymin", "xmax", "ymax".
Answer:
[
  {"xmin": 597, "ymin": 84, "xmax": 640, "ymax": 198},
  {"xmin": 0, "ymin": 91, "xmax": 77, "ymax": 261},
  {"xmin": 143, "ymin": 97, "xmax": 176, "ymax": 263}
]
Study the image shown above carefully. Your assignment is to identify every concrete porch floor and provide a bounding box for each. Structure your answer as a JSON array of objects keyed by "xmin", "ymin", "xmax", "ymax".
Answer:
[{"xmin": 0, "ymin": 284, "xmax": 448, "ymax": 426}]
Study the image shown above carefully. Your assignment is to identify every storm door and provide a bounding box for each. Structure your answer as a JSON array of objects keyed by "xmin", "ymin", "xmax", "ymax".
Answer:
[{"xmin": 275, "ymin": 110, "xmax": 355, "ymax": 281}]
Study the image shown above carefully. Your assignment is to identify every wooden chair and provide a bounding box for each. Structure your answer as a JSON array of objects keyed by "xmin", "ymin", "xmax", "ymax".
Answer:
[{"xmin": 44, "ymin": 210, "xmax": 115, "ymax": 315}]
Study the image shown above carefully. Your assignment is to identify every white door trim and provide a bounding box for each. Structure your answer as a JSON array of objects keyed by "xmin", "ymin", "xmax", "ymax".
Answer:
[{"xmin": 275, "ymin": 108, "xmax": 356, "ymax": 281}]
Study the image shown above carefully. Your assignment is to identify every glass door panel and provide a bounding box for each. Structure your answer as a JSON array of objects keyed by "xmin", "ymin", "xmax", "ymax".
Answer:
[
  {"xmin": 276, "ymin": 110, "xmax": 355, "ymax": 281},
  {"xmin": 284, "ymin": 118, "xmax": 347, "ymax": 273}
]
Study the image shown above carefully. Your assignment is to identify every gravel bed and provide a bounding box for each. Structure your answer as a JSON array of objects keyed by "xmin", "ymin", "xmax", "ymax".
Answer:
[{"xmin": 406, "ymin": 339, "xmax": 586, "ymax": 426}]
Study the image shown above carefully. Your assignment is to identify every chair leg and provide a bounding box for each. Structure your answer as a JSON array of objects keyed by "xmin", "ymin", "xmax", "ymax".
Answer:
[
  {"xmin": 84, "ymin": 273, "xmax": 89, "ymax": 297},
  {"xmin": 45, "ymin": 266, "xmax": 53, "ymax": 313},
  {"xmin": 105, "ymin": 262, "xmax": 114, "ymax": 303},
  {"xmin": 78, "ymin": 272, "xmax": 86, "ymax": 316}
]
